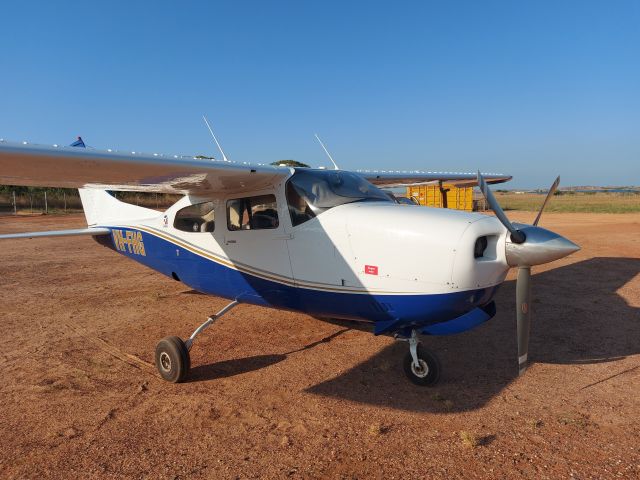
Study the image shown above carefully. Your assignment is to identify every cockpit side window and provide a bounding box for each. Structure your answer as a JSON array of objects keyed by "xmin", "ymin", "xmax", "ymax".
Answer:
[
  {"xmin": 174, "ymin": 201, "xmax": 216, "ymax": 233},
  {"xmin": 285, "ymin": 169, "xmax": 391, "ymax": 226},
  {"xmin": 287, "ymin": 181, "xmax": 317, "ymax": 227},
  {"xmin": 226, "ymin": 194, "xmax": 279, "ymax": 231}
]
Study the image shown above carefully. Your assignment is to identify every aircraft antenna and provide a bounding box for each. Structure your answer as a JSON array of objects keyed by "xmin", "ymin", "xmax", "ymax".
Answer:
[
  {"xmin": 314, "ymin": 133, "xmax": 339, "ymax": 170},
  {"xmin": 202, "ymin": 115, "xmax": 229, "ymax": 162}
]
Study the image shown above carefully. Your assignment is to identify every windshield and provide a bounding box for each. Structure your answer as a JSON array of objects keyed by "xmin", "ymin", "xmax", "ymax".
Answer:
[{"xmin": 286, "ymin": 169, "xmax": 391, "ymax": 226}]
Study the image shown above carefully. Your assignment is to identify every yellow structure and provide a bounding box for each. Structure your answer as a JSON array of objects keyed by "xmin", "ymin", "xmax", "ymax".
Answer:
[{"xmin": 406, "ymin": 184, "xmax": 474, "ymax": 211}]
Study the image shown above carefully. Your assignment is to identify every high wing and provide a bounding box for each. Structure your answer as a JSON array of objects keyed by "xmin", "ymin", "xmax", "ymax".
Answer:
[
  {"xmin": 0, "ymin": 140, "xmax": 511, "ymax": 194},
  {"xmin": 358, "ymin": 170, "xmax": 511, "ymax": 188},
  {"xmin": 0, "ymin": 141, "xmax": 289, "ymax": 195}
]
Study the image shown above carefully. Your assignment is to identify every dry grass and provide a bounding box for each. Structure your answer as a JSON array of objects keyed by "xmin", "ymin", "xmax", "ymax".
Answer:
[
  {"xmin": 368, "ymin": 423, "xmax": 390, "ymax": 436},
  {"xmin": 431, "ymin": 392, "xmax": 454, "ymax": 410},
  {"xmin": 459, "ymin": 431, "xmax": 479, "ymax": 448},
  {"xmin": 495, "ymin": 192, "xmax": 640, "ymax": 213},
  {"xmin": 530, "ymin": 419, "xmax": 544, "ymax": 431},
  {"xmin": 557, "ymin": 412, "xmax": 594, "ymax": 429}
]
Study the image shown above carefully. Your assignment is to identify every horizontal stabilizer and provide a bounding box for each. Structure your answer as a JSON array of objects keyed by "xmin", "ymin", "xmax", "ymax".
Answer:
[{"xmin": 0, "ymin": 227, "xmax": 111, "ymax": 240}]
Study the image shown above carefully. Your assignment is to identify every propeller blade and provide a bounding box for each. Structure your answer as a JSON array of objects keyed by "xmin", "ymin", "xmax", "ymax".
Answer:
[
  {"xmin": 533, "ymin": 176, "xmax": 560, "ymax": 226},
  {"xmin": 516, "ymin": 266, "xmax": 532, "ymax": 375},
  {"xmin": 477, "ymin": 171, "xmax": 525, "ymax": 243}
]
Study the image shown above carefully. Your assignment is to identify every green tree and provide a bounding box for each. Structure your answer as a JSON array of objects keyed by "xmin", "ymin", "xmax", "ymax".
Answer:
[{"xmin": 270, "ymin": 160, "xmax": 310, "ymax": 168}]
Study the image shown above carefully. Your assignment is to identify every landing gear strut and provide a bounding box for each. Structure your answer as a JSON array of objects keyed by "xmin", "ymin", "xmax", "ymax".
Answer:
[
  {"xmin": 155, "ymin": 300, "xmax": 239, "ymax": 383},
  {"xmin": 398, "ymin": 330, "xmax": 441, "ymax": 386}
]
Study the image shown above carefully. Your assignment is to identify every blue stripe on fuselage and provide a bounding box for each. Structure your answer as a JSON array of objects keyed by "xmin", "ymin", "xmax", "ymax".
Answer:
[{"xmin": 102, "ymin": 227, "xmax": 499, "ymax": 333}]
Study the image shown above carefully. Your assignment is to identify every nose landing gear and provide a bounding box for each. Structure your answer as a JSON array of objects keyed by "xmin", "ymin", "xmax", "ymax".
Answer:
[
  {"xmin": 398, "ymin": 330, "xmax": 441, "ymax": 386},
  {"xmin": 154, "ymin": 300, "xmax": 239, "ymax": 383}
]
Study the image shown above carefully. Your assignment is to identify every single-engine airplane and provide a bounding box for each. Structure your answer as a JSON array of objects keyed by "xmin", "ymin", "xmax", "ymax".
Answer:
[{"xmin": 0, "ymin": 137, "xmax": 579, "ymax": 385}]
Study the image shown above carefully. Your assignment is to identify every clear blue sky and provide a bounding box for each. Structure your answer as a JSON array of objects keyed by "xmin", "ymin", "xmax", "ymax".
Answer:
[{"xmin": 1, "ymin": 1, "xmax": 638, "ymax": 188}]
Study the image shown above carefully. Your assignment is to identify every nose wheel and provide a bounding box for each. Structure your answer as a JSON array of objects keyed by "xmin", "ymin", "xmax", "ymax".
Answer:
[{"xmin": 400, "ymin": 330, "xmax": 441, "ymax": 386}]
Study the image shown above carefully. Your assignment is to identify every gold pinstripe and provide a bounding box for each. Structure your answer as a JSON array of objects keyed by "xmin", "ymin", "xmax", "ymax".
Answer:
[{"xmin": 114, "ymin": 224, "xmax": 418, "ymax": 295}]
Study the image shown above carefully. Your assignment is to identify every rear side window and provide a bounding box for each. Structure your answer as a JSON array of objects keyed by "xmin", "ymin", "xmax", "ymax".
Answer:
[
  {"xmin": 227, "ymin": 194, "xmax": 279, "ymax": 231},
  {"xmin": 174, "ymin": 201, "xmax": 215, "ymax": 233}
]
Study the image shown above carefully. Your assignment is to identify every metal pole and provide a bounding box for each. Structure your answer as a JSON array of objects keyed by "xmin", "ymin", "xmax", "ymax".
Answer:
[
  {"xmin": 44, "ymin": 191, "xmax": 48, "ymax": 214},
  {"xmin": 12, "ymin": 191, "xmax": 16, "ymax": 215}
]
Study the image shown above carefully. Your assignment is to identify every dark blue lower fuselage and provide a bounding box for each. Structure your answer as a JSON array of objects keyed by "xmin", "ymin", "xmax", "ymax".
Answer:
[{"xmin": 98, "ymin": 227, "xmax": 499, "ymax": 335}]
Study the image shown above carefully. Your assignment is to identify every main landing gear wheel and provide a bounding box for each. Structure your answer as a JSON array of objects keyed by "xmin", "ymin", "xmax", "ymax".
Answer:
[
  {"xmin": 154, "ymin": 300, "xmax": 239, "ymax": 383},
  {"xmin": 403, "ymin": 344, "xmax": 441, "ymax": 386},
  {"xmin": 155, "ymin": 336, "xmax": 190, "ymax": 383}
]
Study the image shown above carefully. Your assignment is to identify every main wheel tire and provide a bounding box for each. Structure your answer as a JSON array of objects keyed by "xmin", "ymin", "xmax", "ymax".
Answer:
[
  {"xmin": 403, "ymin": 345, "xmax": 441, "ymax": 386},
  {"xmin": 155, "ymin": 336, "xmax": 190, "ymax": 383}
]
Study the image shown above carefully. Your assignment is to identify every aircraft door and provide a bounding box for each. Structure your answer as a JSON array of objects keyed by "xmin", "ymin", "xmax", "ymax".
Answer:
[
  {"xmin": 284, "ymin": 180, "xmax": 359, "ymax": 292},
  {"xmin": 167, "ymin": 200, "xmax": 220, "ymax": 290},
  {"xmin": 222, "ymin": 193, "xmax": 295, "ymax": 307}
]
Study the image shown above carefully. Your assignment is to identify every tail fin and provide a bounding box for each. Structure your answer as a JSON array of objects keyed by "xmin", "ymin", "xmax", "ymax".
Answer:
[
  {"xmin": 70, "ymin": 136, "xmax": 86, "ymax": 148},
  {"xmin": 78, "ymin": 189, "xmax": 160, "ymax": 226},
  {"xmin": 67, "ymin": 137, "xmax": 161, "ymax": 226}
]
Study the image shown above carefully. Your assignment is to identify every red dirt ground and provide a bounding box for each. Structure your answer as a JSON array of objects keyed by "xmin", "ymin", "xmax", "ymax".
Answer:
[{"xmin": 0, "ymin": 212, "xmax": 639, "ymax": 479}]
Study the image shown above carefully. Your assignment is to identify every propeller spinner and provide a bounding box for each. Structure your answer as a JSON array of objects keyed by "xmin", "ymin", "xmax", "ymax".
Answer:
[{"xmin": 477, "ymin": 173, "xmax": 580, "ymax": 375}]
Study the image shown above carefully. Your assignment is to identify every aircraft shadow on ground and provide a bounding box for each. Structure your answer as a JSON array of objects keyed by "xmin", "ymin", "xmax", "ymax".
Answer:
[
  {"xmin": 187, "ymin": 328, "xmax": 350, "ymax": 382},
  {"xmin": 188, "ymin": 354, "xmax": 288, "ymax": 382},
  {"xmin": 304, "ymin": 257, "xmax": 640, "ymax": 412}
]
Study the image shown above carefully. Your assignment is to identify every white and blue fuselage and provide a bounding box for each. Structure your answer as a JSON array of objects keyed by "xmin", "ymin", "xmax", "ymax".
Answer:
[
  {"xmin": 84, "ymin": 169, "xmax": 510, "ymax": 338},
  {"xmin": 0, "ymin": 140, "xmax": 581, "ymax": 383}
]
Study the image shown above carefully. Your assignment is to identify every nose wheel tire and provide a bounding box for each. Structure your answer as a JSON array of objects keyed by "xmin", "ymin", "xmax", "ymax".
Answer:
[
  {"xmin": 403, "ymin": 345, "xmax": 441, "ymax": 386},
  {"xmin": 155, "ymin": 336, "xmax": 190, "ymax": 383}
]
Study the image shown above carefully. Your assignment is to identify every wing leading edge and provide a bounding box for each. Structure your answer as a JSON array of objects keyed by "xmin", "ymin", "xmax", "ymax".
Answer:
[
  {"xmin": 358, "ymin": 171, "xmax": 511, "ymax": 188},
  {"xmin": 0, "ymin": 140, "xmax": 511, "ymax": 194},
  {"xmin": 0, "ymin": 141, "xmax": 289, "ymax": 195}
]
